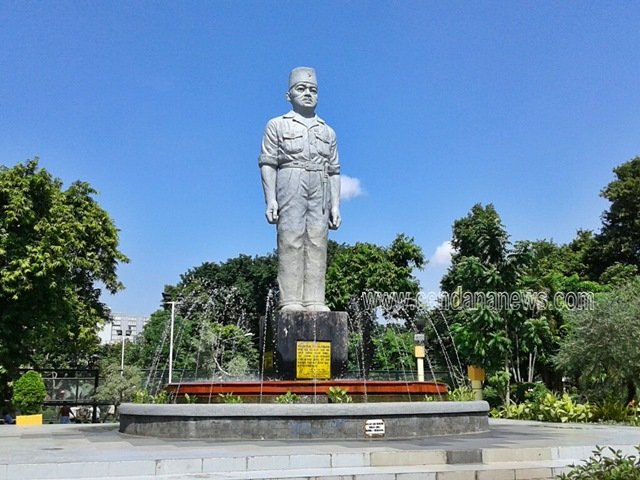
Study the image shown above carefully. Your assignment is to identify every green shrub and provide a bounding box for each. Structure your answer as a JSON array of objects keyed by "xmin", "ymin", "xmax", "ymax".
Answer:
[
  {"xmin": 94, "ymin": 364, "xmax": 143, "ymax": 405},
  {"xmin": 560, "ymin": 446, "xmax": 640, "ymax": 479},
  {"xmin": 491, "ymin": 392, "xmax": 592, "ymax": 423},
  {"xmin": 592, "ymin": 399, "xmax": 634, "ymax": 423},
  {"xmin": 132, "ymin": 389, "xmax": 170, "ymax": 404},
  {"xmin": 534, "ymin": 393, "xmax": 591, "ymax": 423},
  {"xmin": 482, "ymin": 385, "xmax": 502, "ymax": 408},
  {"xmin": 218, "ymin": 392, "xmax": 243, "ymax": 404},
  {"xmin": 327, "ymin": 386, "xmax": 352, "ymax": 403},
  {"xmin": 523, "ymin": 382, "xmax": 551, "ymax": 403},
  {"xmin": 448, "ymin": 386, "xmax": 476, "ymax": 401},
  {"xmin": 485, "ymin": 370, "xmax": 511, "ymax": 406},
  {"xmin": 183, "ymin": 393, "xmax": 198, "ymax": 404},
  {"xmin": 275, "ymin": 391, "xmax": 299, "ymax": 404},
  {"xmin": 133, "ymin": 390, "xmax": 152, "ymax": 404},
  {"xmin": 12, "ymin": 371, "xmax": 46, "ymax": 415},
  {"xmin": 491, "ymin": 402, "xmax": 532, "ymax": 420}
]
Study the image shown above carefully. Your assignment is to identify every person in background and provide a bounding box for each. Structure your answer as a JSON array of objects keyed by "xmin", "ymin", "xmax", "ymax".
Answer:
[
  {"xmin": 58, "ymin": 402, "xmax": 75, "ymax": 424},
  {"xmin": 2, "ymin": 411, "xmax": 15, "ymax": 424}
]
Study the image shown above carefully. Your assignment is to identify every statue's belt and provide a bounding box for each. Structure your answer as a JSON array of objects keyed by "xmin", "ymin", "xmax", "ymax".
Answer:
[
  {"xmin": 280, "ymin": 162, "xmax": 329, "ymax": 213},
  {"xmin": 280, "ymin": 162, "xmax": 325, "ymax": 171}
]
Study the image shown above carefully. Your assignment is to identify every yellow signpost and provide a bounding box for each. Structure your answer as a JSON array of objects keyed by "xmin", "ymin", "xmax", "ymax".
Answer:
[
  {"xmin": 263, "ymin": 351, "xmax": 273, "ymax": 371},
  {"xmin": 296, "ymin": 341, "xmax": 331, "ymax": 379}
]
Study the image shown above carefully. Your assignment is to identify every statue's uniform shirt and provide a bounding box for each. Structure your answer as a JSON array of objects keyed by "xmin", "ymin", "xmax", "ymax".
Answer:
[
  {"xmin": 258, "ymin": 110, "xmax": 340, "ymax": 308},
  {"xmin": 259, "ymin": 111, "xmax": 340, "ymax": 231}
]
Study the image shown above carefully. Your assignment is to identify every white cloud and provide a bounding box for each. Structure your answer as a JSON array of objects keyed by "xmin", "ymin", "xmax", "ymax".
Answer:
[
  {"xmin": 430, "ymin": 240, "xmax": 455, "ymax": 267},
  {"xmin": 340, "ymin": 175, "xmax": 364, "ymax": 201}
]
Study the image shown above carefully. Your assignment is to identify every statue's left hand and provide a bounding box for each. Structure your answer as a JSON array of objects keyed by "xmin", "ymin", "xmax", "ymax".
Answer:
[{"xmin": 329, "ymin": 207, "xmax": 341, "ymax": 230}]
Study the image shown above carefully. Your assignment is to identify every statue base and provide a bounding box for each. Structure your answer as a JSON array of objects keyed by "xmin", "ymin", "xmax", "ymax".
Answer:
[{"xmin": 271, "ymin": 311, "xmax": 348, "ymax": 380}]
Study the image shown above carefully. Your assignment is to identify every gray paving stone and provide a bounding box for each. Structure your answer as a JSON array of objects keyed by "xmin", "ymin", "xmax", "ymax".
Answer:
[
  {"xmin": 484, "ymin": 447, "xmax": 551, "ymax": 463},
  {"xmin": 2, "ymin": 419, "xmax": 640, "ymax": 479},
  {"xmin": 370, "ymin": 450, "xmax": 446, "ymax": 467},
  {"xmin": 436, "ymin": 471, "xmax": 476, "ymax": 480},
  {"xmin": 352, "ymin": 474, "xmax": 396, "ymax": 480},
  {"xmin": 477, "ymin": 469, "xmax": 515, "ymax": 480},
  {"xmin": 59, "ymin": 462, "xmax": 111, "ymax": 478},
  {"xmin": 289, "ymin": 454, "xmax": 332, "ymax": 469},
  {"xmin": 515, "ymin": 467, "xmax": 554, "ymax": 479},
  {"xmin": 7, "ymin": 463, "xmax": 58, "ymax": 480},
  {"xmin": 155, "ymin": 458, "xmax": 203, "ymax": 475},
  {"xmin": 331, "ymin": 453, "xmax": 370, "ymax": 468},
  {"xmin": 107, "ymin": 460, "xmax": 156, "ymax": 477},
  {"xmin": 248, "ymin": 454, "xmax": 292, "ymax": 470},
  {"xmin": 396, "ymin": 473, "xmax": 437, "ymax": 480},
  {"xmin": 446, "ymin": 449, "xmax": 481, "ymax": 464},
  {"xmin": 203, "ymin": 456, "xmax": 248, "ymax": 472}
]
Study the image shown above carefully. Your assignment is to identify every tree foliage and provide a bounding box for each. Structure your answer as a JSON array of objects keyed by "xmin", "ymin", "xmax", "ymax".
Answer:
[
  {"xmin": 589, "ymin": 156, "xmax": 640, "ymax": 279},
  {"xmin": 437, "ymin": 203, "xmax": 607, "ymax": 390},
  {"xmin": 129, "ymin": 291, "xmax": 259, "ymax": 387},
  {"xmin": 93, "ymin": 363, "xmax": 143, "ymax": 406},
  {"xmin": 555, "ymin": 280, "xmax": 640, "ymax": 403},
  {"xmin": 326, "ymin": 233, "xmax": 425, "ymax": 316},
  {"xmin": 0, "ymin": 159, "xmax": 128, "ymax": 378},
  {"xmin": 326, "ymin": 234, "xmax": 425, "ymax": 376},
  {"xmin": 174, "ymin": 253, "xmax": 277, "ymax": 336},
  {"xmin": 12, "ymin": 370, "xmax": 46, "ymax": 415},
  {"xmin": 439, "ymin": 204, "xmax": 531, "ymax": 373}
]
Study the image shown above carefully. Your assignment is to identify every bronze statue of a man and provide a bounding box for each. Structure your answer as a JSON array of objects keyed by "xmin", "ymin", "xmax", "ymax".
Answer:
[{"xmin": 259, "ymin": 67, "xmax": 341, "ymax": 312}]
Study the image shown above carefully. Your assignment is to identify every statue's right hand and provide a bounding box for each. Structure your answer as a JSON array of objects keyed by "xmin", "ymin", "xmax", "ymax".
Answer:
[{"xmin": 265, "ymin": 200, "xmax": 279, "ymax": 224}]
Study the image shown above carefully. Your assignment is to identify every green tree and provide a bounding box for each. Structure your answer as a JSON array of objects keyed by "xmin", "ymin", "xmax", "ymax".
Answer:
[
  {"xmin": 518, "ymin": 238, "xmax": 602, "ymax": 389},
  {"xmin": 440, "ymin": 204, "xmax": 531, "ymax": 376},
  {"xmin": 12, "ymin": 370, "xmax": 46, "ymax": 415},
  {"xmin": 589, "ymin": 156, "xmax": 640, "ymax": 278},
  {"xmin": 555, "ymin": 280, "xmax": 640, "ymax": 404},
  {"xmin": 326, "ymin": 233, "xmax": 425, "ymax": 316},
  {"xmin": 326, "ymin": 233, "xmax": 425, "ymax": 375},
  {"xmin": 129, "ymin": 295, "xmax": 258, "ymax": 390},
  {"xmin": 371, "ymin": 326, "xmax": 415, "ymax": 374},
  {"xmin": 94, "ymin": 363, "xmax": 143, "ymax": 406},
  {"xmin": 175, "ymin": 253, "xmax": 277, "ymax": 336},
  {"xmin": 0, "ymin": 159, "xmax": 128, "ymax": 381}
]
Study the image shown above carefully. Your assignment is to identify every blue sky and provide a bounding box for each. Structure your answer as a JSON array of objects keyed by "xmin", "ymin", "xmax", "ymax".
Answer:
[{"xmin": 2, "ymin": 2, "xmax": 639, "ymax": 316}]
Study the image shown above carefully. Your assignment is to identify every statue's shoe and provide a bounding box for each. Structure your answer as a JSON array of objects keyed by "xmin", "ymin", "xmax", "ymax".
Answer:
[
  {"xmin": 304, "ymin": 304, "xmax": 330, "ymax": 312},
  {"xmin": 280, "ymin": 303, "xmax": 305, "ymax": 311}
]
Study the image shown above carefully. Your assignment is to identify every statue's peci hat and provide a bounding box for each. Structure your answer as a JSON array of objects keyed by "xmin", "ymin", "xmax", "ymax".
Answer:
[{"xmin": 289, "ymin": 67, "xmax": 317, "ymax": 89}]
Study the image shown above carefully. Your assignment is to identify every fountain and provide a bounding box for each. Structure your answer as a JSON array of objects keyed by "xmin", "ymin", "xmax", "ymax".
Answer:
[
  {"xmin": 119, "ymin": 66, "xmax": 489, "ymax": 439},
  {"xmin": 119, "ymin": 294, "xmax": 489, "ymax": 440}
]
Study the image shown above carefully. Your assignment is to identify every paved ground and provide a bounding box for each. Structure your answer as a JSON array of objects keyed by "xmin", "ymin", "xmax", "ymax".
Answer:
[{"xmin": 0, "ymin": 419, "xmax": 639, "ymax": 479}]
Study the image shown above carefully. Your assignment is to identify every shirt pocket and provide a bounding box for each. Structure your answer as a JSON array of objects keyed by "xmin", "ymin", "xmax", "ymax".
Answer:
[
  {"xmin": 282, "ymin": 131, "xmax": 305, "ymax": 154},
  {"xmin": 315, "ymin": 135, "xmax": 331, "ymax": 158}
]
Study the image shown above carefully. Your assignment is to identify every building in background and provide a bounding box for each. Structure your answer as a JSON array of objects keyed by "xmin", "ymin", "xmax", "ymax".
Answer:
[{"xmin": 99, "ymin": 313, "xmax": 149, "ymax": 344}]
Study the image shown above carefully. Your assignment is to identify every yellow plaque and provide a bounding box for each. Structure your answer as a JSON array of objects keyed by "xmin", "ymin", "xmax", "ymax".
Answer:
[
  {"xmin": 467, "ymin": 365, "xmax": 486, "ymax": 381},
  {"xmin": 296, "ymin": 341, "xmax": 331, "ymax": 379},
  {"xmin": 263, "ymin": 351, "xmax": 273, "ymax": 371},
  {"xmin": 414, "ymin": 345, "xmax": 425, "ymax": 358}
]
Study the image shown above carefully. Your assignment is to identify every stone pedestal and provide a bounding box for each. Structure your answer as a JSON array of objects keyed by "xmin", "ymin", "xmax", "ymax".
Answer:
[{"xmin": 271, "ymin": 311, "xmax": 348, "ymax": 380}]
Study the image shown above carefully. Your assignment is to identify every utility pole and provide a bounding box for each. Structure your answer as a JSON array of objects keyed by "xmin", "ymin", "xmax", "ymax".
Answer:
[
  {"xmin": 168, "ymin": 301, "xmax": 176, "ymax": 384},
  {"xmin": 162, "ymin": 293, "xmax": 182, "ymax": 385},
  {"xmin": 118, "ymin": 329, "xmax": 131, "ymax": 376}
]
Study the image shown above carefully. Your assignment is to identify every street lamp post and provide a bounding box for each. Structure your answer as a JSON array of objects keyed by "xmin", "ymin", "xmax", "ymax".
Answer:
[
  {"xmin": 117, "ymin": 328, "xmax": 132, "ymax": 376},
  {"xmin": 414, "ymin": 333, "xmax": 426, "ymax": 382},
  {"xmin": 162, "ymin": 294, "xmax": 182, "ymax": 385},
  {"xmin": 168, "ymin": 301, "xmax": 176, "ymax": 384}
]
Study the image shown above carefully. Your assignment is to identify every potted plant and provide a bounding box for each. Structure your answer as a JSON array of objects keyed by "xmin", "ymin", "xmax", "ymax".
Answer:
[{"xmin": 13, "ymin": 370, "xmax": 47, "ymax": 425}]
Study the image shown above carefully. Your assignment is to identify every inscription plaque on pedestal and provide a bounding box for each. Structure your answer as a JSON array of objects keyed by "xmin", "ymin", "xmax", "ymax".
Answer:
[
  {"xmin": 296, "ymin": 341, "xmax": 331, "ymax": 379},
  {"xmin": 272, "ymin": 311, "xmax": 348, "ymax": 379},
  {"xmin": 364, "ymin": 419, "xmax": 386, "ymax": 438}
]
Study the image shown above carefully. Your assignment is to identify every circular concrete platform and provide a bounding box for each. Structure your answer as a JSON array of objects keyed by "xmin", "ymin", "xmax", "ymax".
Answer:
[{"xmin": 119, "ymin": 401, "xmax": 490, "ymax": 440}]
